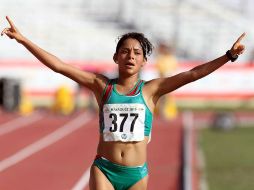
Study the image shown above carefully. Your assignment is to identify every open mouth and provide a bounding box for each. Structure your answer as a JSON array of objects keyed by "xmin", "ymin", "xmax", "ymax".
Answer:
[{"xmin": 125, "ymin": 62, "xmax": 135, "ymax": 67}]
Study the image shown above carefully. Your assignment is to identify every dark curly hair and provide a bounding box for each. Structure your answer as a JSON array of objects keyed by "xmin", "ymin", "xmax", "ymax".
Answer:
[{"xmin": 115, "ymin": 32, "xmax": 153, "ymax": 60}]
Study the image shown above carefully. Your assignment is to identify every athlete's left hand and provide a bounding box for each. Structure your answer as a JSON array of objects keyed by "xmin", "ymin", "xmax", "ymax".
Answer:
[{"xmin": 230, "ymin": 32, "xmax": 246, "ymax": 57}]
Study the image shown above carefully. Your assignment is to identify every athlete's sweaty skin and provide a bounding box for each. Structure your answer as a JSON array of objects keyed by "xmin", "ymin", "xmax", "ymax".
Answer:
[{"xmin": 97, "ymin": 136, "xmax": 149, "ymax": 166}]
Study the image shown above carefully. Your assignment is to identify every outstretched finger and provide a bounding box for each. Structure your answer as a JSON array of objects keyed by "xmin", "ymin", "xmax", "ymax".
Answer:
[
  {"xmin": 1, "ymin": 28, "xmax": 9, "ymax": 36},
  {"xmin": 6, "ymin": 16, "xmax": 16, "ymax": 29},
  {"xmin": 235, "ymin": 32, "xmax": 246, "ymax": 43}
]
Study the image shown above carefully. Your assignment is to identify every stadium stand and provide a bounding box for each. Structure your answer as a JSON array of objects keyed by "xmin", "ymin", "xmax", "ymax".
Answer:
[{"xmin": 0, "ymin": 0, "xmax": 253, "ymax": 61}]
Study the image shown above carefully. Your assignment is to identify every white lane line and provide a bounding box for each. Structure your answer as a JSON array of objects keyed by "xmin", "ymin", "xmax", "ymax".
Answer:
[
  {"xmin": 183, "ymin": 111, "xmax": 194, "ymax": 190},
  {"xmin": 71, "ymin": 167, "xmax": 91, "ymax": 190},
  {"xmin": 0, "ymin": 112, "xmax": 92, "ymax": 172},
  {"xmin": 0, "ymin": 113, "xmax": 43, "ymax": 137},
  {"xmin": 197, "ymin": 144, "xmax": 209, "ymax": 190}
]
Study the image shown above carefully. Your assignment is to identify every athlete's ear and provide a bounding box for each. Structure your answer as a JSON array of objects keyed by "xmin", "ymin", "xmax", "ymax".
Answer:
[
  {"xmin": 113, "ymin": 53, "xmax": 118, "ymax": 64},
  {"xmin": 141, "ymin": 58, "xmax": 147, "ymax": 67}
]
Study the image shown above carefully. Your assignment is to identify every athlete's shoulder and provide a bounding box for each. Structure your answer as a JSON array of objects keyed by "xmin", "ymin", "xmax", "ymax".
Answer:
[
  {"xmin": 142, "ymin": 78, "xmax": 161, "ymax": 95},
  {"xmin": 142, "ymin": 78, "xmax": 155, "ymax": 86}
]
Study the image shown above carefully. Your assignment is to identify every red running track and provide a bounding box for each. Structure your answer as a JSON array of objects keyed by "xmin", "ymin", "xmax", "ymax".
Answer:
[{"xmin": 0, "ymin": 110, "xmax": 183, "ymax": 190}]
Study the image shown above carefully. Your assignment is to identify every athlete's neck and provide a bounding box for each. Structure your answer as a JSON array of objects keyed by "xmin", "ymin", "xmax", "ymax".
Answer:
[
  {"xmin": 116, "ymin": 76, "xmax": 140, "ymax": 94},
  {"xmin": 117, "ymin": 75, "xmax": 139, "ymax": 87}
]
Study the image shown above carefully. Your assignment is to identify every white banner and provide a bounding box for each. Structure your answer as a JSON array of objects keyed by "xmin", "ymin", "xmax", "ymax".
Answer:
[{"xmin": 1, "ymin": 60, "xmax": 254, "ymax": 100}]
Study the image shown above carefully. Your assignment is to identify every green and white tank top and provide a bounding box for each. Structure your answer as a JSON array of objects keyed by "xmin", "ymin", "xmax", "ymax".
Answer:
[{"xmin": 99, "ymin": 79, "xmax": 153, "ymax": 142}]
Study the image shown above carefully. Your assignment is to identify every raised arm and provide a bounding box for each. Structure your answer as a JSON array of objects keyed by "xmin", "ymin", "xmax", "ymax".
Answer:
[
  {"xmin": 144, "ymin": 33, "xmax": 246, "ymax": 104},
  {"xmin": 1, "ymin": 16, "xmax": 108, "ymax": 99}
]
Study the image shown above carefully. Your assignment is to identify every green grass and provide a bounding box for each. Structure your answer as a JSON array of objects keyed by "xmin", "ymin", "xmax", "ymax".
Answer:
[{"xmin": 199, "ymin": 126, "xmax": 254, "ymax": 190}]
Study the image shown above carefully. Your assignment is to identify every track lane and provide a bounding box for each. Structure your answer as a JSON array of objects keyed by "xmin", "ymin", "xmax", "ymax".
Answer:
[
  {"xmin": 0, "ymin": 111, "xmax": 21, "ymax": 124},
  {"xmin": 0, "ymin": 112, "xmax": 98, "ymax": 190},
  {"xmin": 148, "ymin": 116, "xmax": 183, "ymax": 190},
  {"xmin": 0, "ymin": 111, "xmax": 184, "ymax": 190},
  {"xmin": 0, "ymin": 112, "xmax": 83, "ymax": 160},
  {"xmin": 0, "ymin": 112, "xmax": 43, "ymax": 137}
]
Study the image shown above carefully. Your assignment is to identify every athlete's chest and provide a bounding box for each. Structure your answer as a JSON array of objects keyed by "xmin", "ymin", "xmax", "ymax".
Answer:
[
  {"xmin": 107, "ymin": 91, "xmax": 144, "ymax": 104},
  {"xmin": 102, "ymin": 102, "xmax": 146, "ymax": 142}
]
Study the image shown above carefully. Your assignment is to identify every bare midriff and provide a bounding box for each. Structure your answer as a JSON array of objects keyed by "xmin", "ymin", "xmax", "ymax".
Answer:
[{"xmin": 97, "ymin": 135, "xmax": 149, "ymax": 166}]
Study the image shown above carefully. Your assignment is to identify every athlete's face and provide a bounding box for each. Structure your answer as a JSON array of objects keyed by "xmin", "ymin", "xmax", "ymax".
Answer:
[{"xmin": 114, "ymin": 38, "xmax": 146, "ymax": 76}]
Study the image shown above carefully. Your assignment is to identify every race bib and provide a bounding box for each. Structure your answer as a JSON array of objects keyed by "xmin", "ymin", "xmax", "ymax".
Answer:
[{"xmin": 103, "ymin": 103, "xmax": 145, "ymax": 142}]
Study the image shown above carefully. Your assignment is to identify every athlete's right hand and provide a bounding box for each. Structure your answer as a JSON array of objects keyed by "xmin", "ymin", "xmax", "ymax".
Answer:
[{"xmin": 1, "ymin": 16, "xmax": 24, "ymax": 43}]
